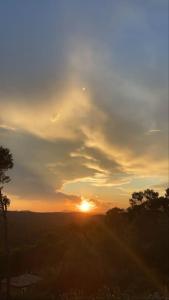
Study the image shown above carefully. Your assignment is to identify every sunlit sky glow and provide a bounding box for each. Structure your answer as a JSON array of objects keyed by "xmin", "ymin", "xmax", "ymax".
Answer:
[
  {"xmin": 0, "ymin": 1, "xmax": 168, "ymax": 212},
  {"xmin": 77, "ymin": 198, "xmax": 96, "ymax": 213}
]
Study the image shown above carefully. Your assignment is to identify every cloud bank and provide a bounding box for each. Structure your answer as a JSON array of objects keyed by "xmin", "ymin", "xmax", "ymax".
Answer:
[{"xmin": 0, "ymin": 1, "xmax": 168, "ymax": 211}]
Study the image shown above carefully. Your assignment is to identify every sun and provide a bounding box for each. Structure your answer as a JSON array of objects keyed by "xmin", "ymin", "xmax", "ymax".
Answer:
[{"xmin": 77, "ymin": 198, "xmax": 95, "ymax": 213}]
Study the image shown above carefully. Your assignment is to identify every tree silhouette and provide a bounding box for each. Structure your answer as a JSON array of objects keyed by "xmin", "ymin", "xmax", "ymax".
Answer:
[
  {"xmin": 166, "ymin": 188, "xmax": 169, "ymax": 199},
  {"xmin": 129, "ymin": 191, "xmax": 144, "ymax": 206},
  {"xmin": 129, "ymin": 188, "xmax": 169, "ymax": 214},
  {"xmin": 0, "ymin": 146, "xmax": 13, "ymax": 300}
]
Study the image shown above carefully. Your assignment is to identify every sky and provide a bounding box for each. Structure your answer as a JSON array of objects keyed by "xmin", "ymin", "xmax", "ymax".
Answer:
[{"xmin": 0, "ymin": 0, "xmax": 168, "ymax": 212}]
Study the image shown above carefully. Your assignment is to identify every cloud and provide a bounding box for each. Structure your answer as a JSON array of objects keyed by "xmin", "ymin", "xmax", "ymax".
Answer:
[
  {"xmin": 0, "ymin": 85, "xmax": 93, "ymax": 140},
  {"xmin": 0, "ymin": 124, "xmax": 16, "ymax": 131},
  {"xmin": 151, "ymin": 182, "xmax": 169, "ymax": 193},
  {"xmin": 0, "ymin": 1, "xmax": 168, "ymax": 210},
  {"xmin": 146, "ymin": 129, "xmax": 161, "ymax": 135}
]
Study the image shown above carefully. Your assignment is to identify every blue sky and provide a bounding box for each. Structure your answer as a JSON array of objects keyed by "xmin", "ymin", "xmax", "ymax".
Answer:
[{"xmin": 0, "ymin": 1, "xmax": 168, "ymax": 211}]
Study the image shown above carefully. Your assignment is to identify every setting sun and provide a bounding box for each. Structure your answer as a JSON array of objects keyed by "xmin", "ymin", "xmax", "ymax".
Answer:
[{"xmin": 77, "ymin": 198, "xmax": 95, "ymax": 213}]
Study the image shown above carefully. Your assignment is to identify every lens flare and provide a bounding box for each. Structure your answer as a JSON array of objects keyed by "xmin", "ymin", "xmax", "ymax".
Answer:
[{"xmin": 77, "ymin": 198, "xmax": 95, "ymax": 213}]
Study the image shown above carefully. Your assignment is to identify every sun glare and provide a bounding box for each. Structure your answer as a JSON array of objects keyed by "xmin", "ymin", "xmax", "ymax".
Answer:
[{"xmin": 77, "ymin": 198, "xmax": 95, "ymax": 213}]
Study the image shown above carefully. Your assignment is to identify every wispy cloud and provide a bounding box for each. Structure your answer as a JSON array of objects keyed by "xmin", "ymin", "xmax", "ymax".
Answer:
[
  {"xmin": 146, "ymin": 129, "xmax": 161, "ymax": 135},
  {"xmin": 0, "ymin": 124, "xmax": 16, "ymax": 131},
  {"xmin": 0, "ymin": 0, "xmax": 168, "ymax": 210}
]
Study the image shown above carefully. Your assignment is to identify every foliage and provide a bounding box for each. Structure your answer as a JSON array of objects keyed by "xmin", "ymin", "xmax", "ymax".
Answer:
[
  {"xmin": 0, "ymin": 146, "xmax": 13, "ymax": 214},
  {"xmin": 0, "ymin": 146, "xmax": 13, "ymax": 300},
  {"xmin": 0, "ymin": 146, "xmax": 13, "ymax": 187},
  {"xmin": 128, "ymin": 188, "xmax": 169, "ymax": 215}
]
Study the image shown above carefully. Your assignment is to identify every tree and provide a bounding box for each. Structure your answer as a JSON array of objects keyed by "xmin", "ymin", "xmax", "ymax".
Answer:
[
  {"xmin": 165, "ymin": 188, "xmax": 169, "ymax": 200},
  {"xmin": 129, "ymin": 188, "xmax": 169, "ymax": 214},
  {"xmin": 158, "ymin": 188, "xmax": 169, "ymax": 216},
  {"xmin": 105, "ymin": 207, "xmax": 126, "ymax": 232},
  {"xmin": 106, "ymin": 207, "xmax": 124, "ymax": 222},
  {"xmin": 0, "ymin": 146, "xmax": 13, "ymax": 300},
  {"xmin": 129, "ymin": 192, "xmax": 144, "ymax": 207}
]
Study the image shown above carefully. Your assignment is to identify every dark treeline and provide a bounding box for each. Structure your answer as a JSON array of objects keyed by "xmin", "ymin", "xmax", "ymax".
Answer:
[{"xmin": 0, "ymin": 188, "xmax": 169, "ymax": 299}]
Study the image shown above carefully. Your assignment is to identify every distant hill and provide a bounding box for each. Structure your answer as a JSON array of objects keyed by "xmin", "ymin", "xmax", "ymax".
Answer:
[{"xmin": 0, "ymin": 211, "xmax": 103, "ymax": 249}]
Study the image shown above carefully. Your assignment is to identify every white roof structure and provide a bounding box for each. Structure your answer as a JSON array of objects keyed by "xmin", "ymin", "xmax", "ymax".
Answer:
[{"xmin": 2, "ymin": 273, "xmax": 41, "ymax": 288}]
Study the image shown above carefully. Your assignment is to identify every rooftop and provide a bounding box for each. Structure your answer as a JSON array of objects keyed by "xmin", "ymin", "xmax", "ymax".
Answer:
[{"xmin": 1, "ymin": 273, "xmax": 41, "ymax": 288}]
